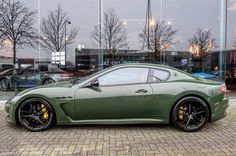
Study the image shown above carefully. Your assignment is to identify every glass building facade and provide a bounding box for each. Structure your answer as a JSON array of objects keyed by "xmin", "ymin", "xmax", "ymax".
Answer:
[{"xmin": 0, "ymin": 0, "xmax": 236, "ymax": 93}]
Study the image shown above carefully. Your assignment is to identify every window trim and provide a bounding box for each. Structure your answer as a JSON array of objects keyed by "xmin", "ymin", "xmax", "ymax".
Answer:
[{"xmin": 147, "ymin": 68, "xmax": 170, "ymax": 84}]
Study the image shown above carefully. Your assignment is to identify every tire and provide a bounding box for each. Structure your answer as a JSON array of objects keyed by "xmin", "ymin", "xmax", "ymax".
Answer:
[
  {"xmin": 0, "ymin": 78, "xmax": 9, "ymax": 91},
  {"xmin": 43, "ymin": 78, "xmax": 55, "ymax": 85},
  {"xmin": 17, "ymin": 98, "xmax": 54, "ymax": 131},
  {"xmin": 171, "ymin": 96, "xmax": 209, "ymax": 132}
]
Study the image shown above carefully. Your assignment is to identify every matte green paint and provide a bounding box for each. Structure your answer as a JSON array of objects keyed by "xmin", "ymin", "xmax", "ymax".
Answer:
[{"xmin": 5, "ymin": 63, "xmax": 229, "ymax": 126}]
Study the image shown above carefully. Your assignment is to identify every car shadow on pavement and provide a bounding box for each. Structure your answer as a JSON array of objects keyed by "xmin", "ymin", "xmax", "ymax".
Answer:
[{"xmin": 5, "ymin": 122, "xmax": 230, "ymax": 133}]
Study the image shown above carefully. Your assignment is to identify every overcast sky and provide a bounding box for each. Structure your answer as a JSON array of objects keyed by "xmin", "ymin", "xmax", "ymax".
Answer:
[{"xmin": 15, "ymin": 0, "xmax": 236, "ymax": 58}]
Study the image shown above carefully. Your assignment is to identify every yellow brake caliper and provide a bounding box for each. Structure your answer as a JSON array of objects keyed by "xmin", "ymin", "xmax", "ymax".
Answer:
[
  {"xmin": 41, "ymin": 104, "xmax": 49, "ymax": 120},
  {"xmin": 178, "ymin": 106, "xmax": 184, "ymax": 120}
]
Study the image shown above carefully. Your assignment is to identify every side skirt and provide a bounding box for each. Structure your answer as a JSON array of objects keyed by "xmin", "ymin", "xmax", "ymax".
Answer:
[{"xmin": 57, "ymin": 118, "xmax": 166, "ymax": 125}]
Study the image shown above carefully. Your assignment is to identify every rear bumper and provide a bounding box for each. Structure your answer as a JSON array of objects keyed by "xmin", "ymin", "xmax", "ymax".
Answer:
[{"xmin": 211, "ymin": 97, "xmax": 229, "ymax": 122}]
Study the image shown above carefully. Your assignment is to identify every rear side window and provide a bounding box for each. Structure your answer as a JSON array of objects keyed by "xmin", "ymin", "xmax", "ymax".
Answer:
[{"xmin": 148, "ymin": 69, "xmax": 170, "ymax": 83}]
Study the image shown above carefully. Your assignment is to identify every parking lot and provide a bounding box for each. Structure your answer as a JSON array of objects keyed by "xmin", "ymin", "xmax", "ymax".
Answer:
[{"xmin": 0, "ymin": 93, "xmax": 235, "ymax": 156}]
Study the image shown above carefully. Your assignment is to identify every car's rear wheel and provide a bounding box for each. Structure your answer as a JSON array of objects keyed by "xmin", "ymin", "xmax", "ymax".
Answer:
[
  {"xmin": 43, "ymin": 78, "xmax": 55, "ymax": 85},
  {"xmin": 171, "ymin": 97, "xmax": 209, "ymax": 132},
  {"xmin": 0, "ymin": 78, "xmax": 9, "ymax": 91},
  {"xmin": 18, "ymin": 98, "xmax": 54, "ymax": 131}
]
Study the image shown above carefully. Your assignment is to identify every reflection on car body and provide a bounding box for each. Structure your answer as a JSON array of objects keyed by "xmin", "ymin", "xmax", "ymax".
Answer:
[{"xmin": 0, "ymin": 66, "xmax": 83, "ymax": 91}]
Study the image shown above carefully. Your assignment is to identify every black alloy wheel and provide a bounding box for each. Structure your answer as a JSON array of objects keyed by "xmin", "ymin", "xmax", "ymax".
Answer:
[
  {"xmin": 43, "ymin": 78, "xmax": 55, "ymax": 85},
  {"xmin": 172, "ymin": 97, "xmax": 209, "ymax": 132},
  {"xmin": 18, "ymin": 98, "xmax": 54, "ymax": 131},
  {"xmin": 0, "ymin": 78, "xmax": 9, "ymax": 91}
]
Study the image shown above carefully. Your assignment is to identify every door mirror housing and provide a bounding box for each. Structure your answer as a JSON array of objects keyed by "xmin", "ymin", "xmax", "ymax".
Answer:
[
  {"xmin": 90, "ymin": 79, "xmax": 99, "ymax": 87},
  {"xmin": 87, "ymin": 79, "xmax": 101, "ymax": 92}
]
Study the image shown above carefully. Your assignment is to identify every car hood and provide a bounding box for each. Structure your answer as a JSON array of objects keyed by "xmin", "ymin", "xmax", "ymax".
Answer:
[
  {"xmin": 17, "ymin": 82, "xmax": 74, "ymax": 96},
  {"xmin": 39, "ymin": 82, "xmax": 74, "ymax": 88}
]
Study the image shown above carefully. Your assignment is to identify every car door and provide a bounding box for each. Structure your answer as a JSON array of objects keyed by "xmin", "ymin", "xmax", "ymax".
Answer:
[
  {"xmin": 17, "ymin": 69, "xmax": 39, "ymax": 88},
  {"xmin": 74, "ymin": 67, "xmax": 153, "ymax": 120},
  {"xmin": 147, "ymin": 68, "xmax": 172, "ymax": 118}
]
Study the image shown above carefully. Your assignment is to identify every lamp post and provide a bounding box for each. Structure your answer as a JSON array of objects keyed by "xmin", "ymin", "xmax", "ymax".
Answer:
[
  {"xmin": 98, "ymin": 0, "xmax": 104, "ymax": 70},
  {"xmin": 64, "ymin": 20, "xmax": 71, "ymax": 69},
  {"xmin": 219, "ymin": 0, "xmax": 227, "ymax": 80}
]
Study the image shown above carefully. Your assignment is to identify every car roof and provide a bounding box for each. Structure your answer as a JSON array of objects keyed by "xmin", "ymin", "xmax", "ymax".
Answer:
[
  {"xmin": 112, "ymin": 63, "xmax": 173, "ymax": 69},
  {"xmin": 112, "ymin": 63, "xmax": 193, "ymax": 77}
]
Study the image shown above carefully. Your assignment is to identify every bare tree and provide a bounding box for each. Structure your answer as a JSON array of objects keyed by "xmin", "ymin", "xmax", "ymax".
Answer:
[
  {"xmin": 0, "ymin": 0, "xmax": 37, "ymax": 64},
  {"xmin": 189, "ymin": 28, "xmax": 215, "ymax": 71},
  {"xmin": 139, "ymin": 21, "xmax": 177, "ymax": 62},
  {"xmin": 40, "ymin": 5, "xmax": 78, "ymax": 52},
  {"xmin": 91, "ymin": 8, "xmax": 128, "ymax": 63}
]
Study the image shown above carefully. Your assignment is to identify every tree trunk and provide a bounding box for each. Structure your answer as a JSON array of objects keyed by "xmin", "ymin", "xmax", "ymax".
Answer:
[
  {"xmin": 201, "ymin": 57, "xmax": 205, "ymax": 72},
  {"xmin": 154, "ymin": 50, "xmax": 160, "ymax": 63},
  {"xmin": 13, "ymin": 43, "xmax": 17, "ymax": 65}
]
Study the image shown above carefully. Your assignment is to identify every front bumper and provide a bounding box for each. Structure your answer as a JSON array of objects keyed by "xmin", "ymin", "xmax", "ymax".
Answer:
[
  {"xmin": 211, "ymin": 97, "xmax": 229, "ymax": 122},
  {"xmin": 5, "ymin": 101, "xmax": 16, "ymax": 124}
]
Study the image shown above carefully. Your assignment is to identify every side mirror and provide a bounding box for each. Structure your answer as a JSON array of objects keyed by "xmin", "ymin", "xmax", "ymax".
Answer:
[
  {"xmin": 87, "ymin": 79, "xmax": 101, "ymax": 92},
  {"xmin": 90, "ymin": 79, "xmax": 99, "ymax": 87}
]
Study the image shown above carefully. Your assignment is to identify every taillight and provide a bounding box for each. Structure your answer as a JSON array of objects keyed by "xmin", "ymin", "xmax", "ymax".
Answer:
[{"xmin": 219, "ymin": 85, "xmax": 228, "ymax": 94}]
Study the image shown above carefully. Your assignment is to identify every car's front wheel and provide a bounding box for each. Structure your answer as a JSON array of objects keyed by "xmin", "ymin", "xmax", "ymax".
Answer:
[
  {"xmin": 171, "ymin": 96, "xmax": 209, "ymax": 132},
  {"xmin": 18, "ymin": 98, "xmax": 54, "ymax": 131}
]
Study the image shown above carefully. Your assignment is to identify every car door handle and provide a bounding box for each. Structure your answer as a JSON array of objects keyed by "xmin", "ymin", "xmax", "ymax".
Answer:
[{"xmin": 135, "ymin": 89, "xmax": 148, "ymax": 93}]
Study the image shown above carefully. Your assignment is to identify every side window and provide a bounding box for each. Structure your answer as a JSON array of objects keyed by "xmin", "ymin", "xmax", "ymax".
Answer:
[
  {"xmin": 148, "ymin": 69, "xmax": 170, "ymax": 83},
  {"xmin": 98, "ymin": 67, "xmax": 149, "ymax": 86},
  {"xmin": 22, "ymin": 69, "xmax": 34, "ymax": 75}
]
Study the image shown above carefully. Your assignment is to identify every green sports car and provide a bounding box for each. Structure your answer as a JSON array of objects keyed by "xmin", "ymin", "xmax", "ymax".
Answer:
[{"xmin": 5, "ymin": 63, "xmax": 229, "ymax": 132}]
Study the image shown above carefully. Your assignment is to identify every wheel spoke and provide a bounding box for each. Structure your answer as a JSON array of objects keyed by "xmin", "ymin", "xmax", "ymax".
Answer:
[
  {"xmin": 35, "ymin": 117, "xmax": 45, "ymax": 125},
  {"xmin": 28, "ymin": 102, "xmax": 35, "ymax": 112},
  {"xmin": 20, "ymin": 110, "xmax": 31, "ymax": 114},
  {"xmin": 194, "ymin": 106, "xmax": 204, "ymax": 112},
  {"xmin": 193, "ymin": 110, "xmax": 205, "ymax": 115},
  {"xmin": 37, "ymin": 106, "xmax": 46, "ymax": 113},
  {"xmin": 193, "ymin": 114, "xmax": 201, "ymax": 122},
  {"xmin": 185, "ymin": 117, "xmax": 191, "ymax": 127},
  {"xmin": 191, "ymin": 117, "xmax": 198, "ymax": 126},
  {"xmin": 182, "ymin": 115, "xmax": 188, "ymax": 124},
  {"xmin": 38, "ymin": 109, "xmax": 48, "ymax": 116},
  {"xmin": 21, "ymin": 115, "xmax": 33, "ymax": 118}
]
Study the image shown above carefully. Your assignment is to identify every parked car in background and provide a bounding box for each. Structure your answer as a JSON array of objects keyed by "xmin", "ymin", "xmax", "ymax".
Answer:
[
  {"xmin": 0, "ymin": 63, "xmax": 14, "ymax": 72},
  {"xmin": 192, "ymin": 72, "xmax": 216, "ymax": 79},
  {"xmin": 0, "ymin": 66, "xmax": 83, "ymax": 91},
  {"xmin": 192, "ymin": 72, "xmax": 224, "ymax": 82}
]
